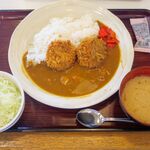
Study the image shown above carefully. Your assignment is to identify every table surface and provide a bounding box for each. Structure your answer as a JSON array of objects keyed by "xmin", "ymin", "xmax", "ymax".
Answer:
[
  {"xmin": 0, "ymin": 0, "xmax": 150, "ymax": 149},
  {"xmin": 0, "ymin": 0, "xmax": 149, "ymax": 10},
  {"xmin": 0, "ymin": 131, "xmax": 150, "ymax": 149}
]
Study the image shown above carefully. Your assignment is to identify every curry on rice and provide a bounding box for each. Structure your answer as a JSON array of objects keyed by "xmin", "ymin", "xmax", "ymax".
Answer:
[{"xmin": 23, "ymin": 15, "xmax": 120, "ymax": 97}]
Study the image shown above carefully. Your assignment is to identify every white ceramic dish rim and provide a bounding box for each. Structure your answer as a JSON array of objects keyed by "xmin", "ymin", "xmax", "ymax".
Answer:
[
  {"xmin": 0, "ymin": 71, "xmax": 25, "ymax": 132},
  {"xmin": 8, "ymin": 0, "xmax": 134, "ymax": 109}
]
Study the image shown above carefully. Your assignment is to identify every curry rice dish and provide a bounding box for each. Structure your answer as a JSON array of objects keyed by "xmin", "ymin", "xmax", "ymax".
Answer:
[{"xmin": 23, "ymin": 15, "xmax": 120, "ymax": 97}]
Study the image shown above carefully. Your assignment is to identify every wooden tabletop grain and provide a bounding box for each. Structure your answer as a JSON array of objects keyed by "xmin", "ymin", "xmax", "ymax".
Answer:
[{"xmin": 0, "ymin": 132, "xmax": 150, "ymax": 149}]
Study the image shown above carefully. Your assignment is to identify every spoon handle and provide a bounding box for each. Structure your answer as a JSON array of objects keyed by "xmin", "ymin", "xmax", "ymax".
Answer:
[{"xmin": 104, "ymin": 118, "xmax": 135, "ymax": 123}]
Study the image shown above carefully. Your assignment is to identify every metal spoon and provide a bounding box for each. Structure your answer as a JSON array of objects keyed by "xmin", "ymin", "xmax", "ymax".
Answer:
[{"xmin": 76, "ymin": 108, "xmax": 135, "ymax": 128}]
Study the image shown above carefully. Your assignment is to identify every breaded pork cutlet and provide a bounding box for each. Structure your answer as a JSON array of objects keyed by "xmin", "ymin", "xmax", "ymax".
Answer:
[
  {"xmin": 76, "ymin": 36, "xmax": 108, "ymax": 68},
  {"xmin": 46, "ymin": 40, "xmax": 76, "ymax": 71}
]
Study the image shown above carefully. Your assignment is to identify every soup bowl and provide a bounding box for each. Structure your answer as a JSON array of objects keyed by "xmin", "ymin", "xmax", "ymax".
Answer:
[{"xmin": 119, "ymin": 66, "xmax": 150, "ymax": 126}]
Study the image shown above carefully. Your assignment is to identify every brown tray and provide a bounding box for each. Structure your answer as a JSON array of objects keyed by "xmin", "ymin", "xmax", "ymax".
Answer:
[{"xmin": 0, "ymin": 9, "xmax": 150, "ymax": 132}]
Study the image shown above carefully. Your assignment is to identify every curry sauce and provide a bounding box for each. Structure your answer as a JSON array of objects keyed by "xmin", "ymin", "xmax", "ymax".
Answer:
[{"xmin": 23, "ymin": 45, "xmax": 120, "ymax": 97}]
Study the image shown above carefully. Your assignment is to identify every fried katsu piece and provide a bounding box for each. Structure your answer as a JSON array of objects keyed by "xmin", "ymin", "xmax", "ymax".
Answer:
[
  {"xmin": 46, "ymin": 40, "xmax": 76, "ymax": 71},
  {"xmin": 76, "ymin": 36, "xmax": 108, "ymax": 68}
]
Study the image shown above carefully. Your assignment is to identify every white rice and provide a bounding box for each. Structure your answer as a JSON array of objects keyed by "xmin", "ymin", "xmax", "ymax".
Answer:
[{"xmin": 27, "ymin": 15, "xmax": 99, "ymax": 64}]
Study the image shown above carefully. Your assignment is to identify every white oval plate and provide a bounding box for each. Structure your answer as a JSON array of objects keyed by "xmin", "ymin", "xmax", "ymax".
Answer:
[{"xmin": 8, "ymin": 0, "xmax": 134, "ymax": 109}]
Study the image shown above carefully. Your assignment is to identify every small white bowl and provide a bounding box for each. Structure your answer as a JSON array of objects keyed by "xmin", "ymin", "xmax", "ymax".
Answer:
[{"xmin": 0, "ymin": 71, "xmax": 25, "ymax": 132}]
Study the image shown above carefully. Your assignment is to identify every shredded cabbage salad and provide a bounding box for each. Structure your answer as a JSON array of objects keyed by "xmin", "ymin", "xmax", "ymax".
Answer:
[{"xmin": 0, "ymin": 76, "xmax": 21, "ymax": 128}]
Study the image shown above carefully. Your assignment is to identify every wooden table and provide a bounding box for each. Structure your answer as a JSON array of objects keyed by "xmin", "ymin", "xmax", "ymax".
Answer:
[{"xmin": 0, "ymin": 132, "xmax": 150, "ymax": 149}]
